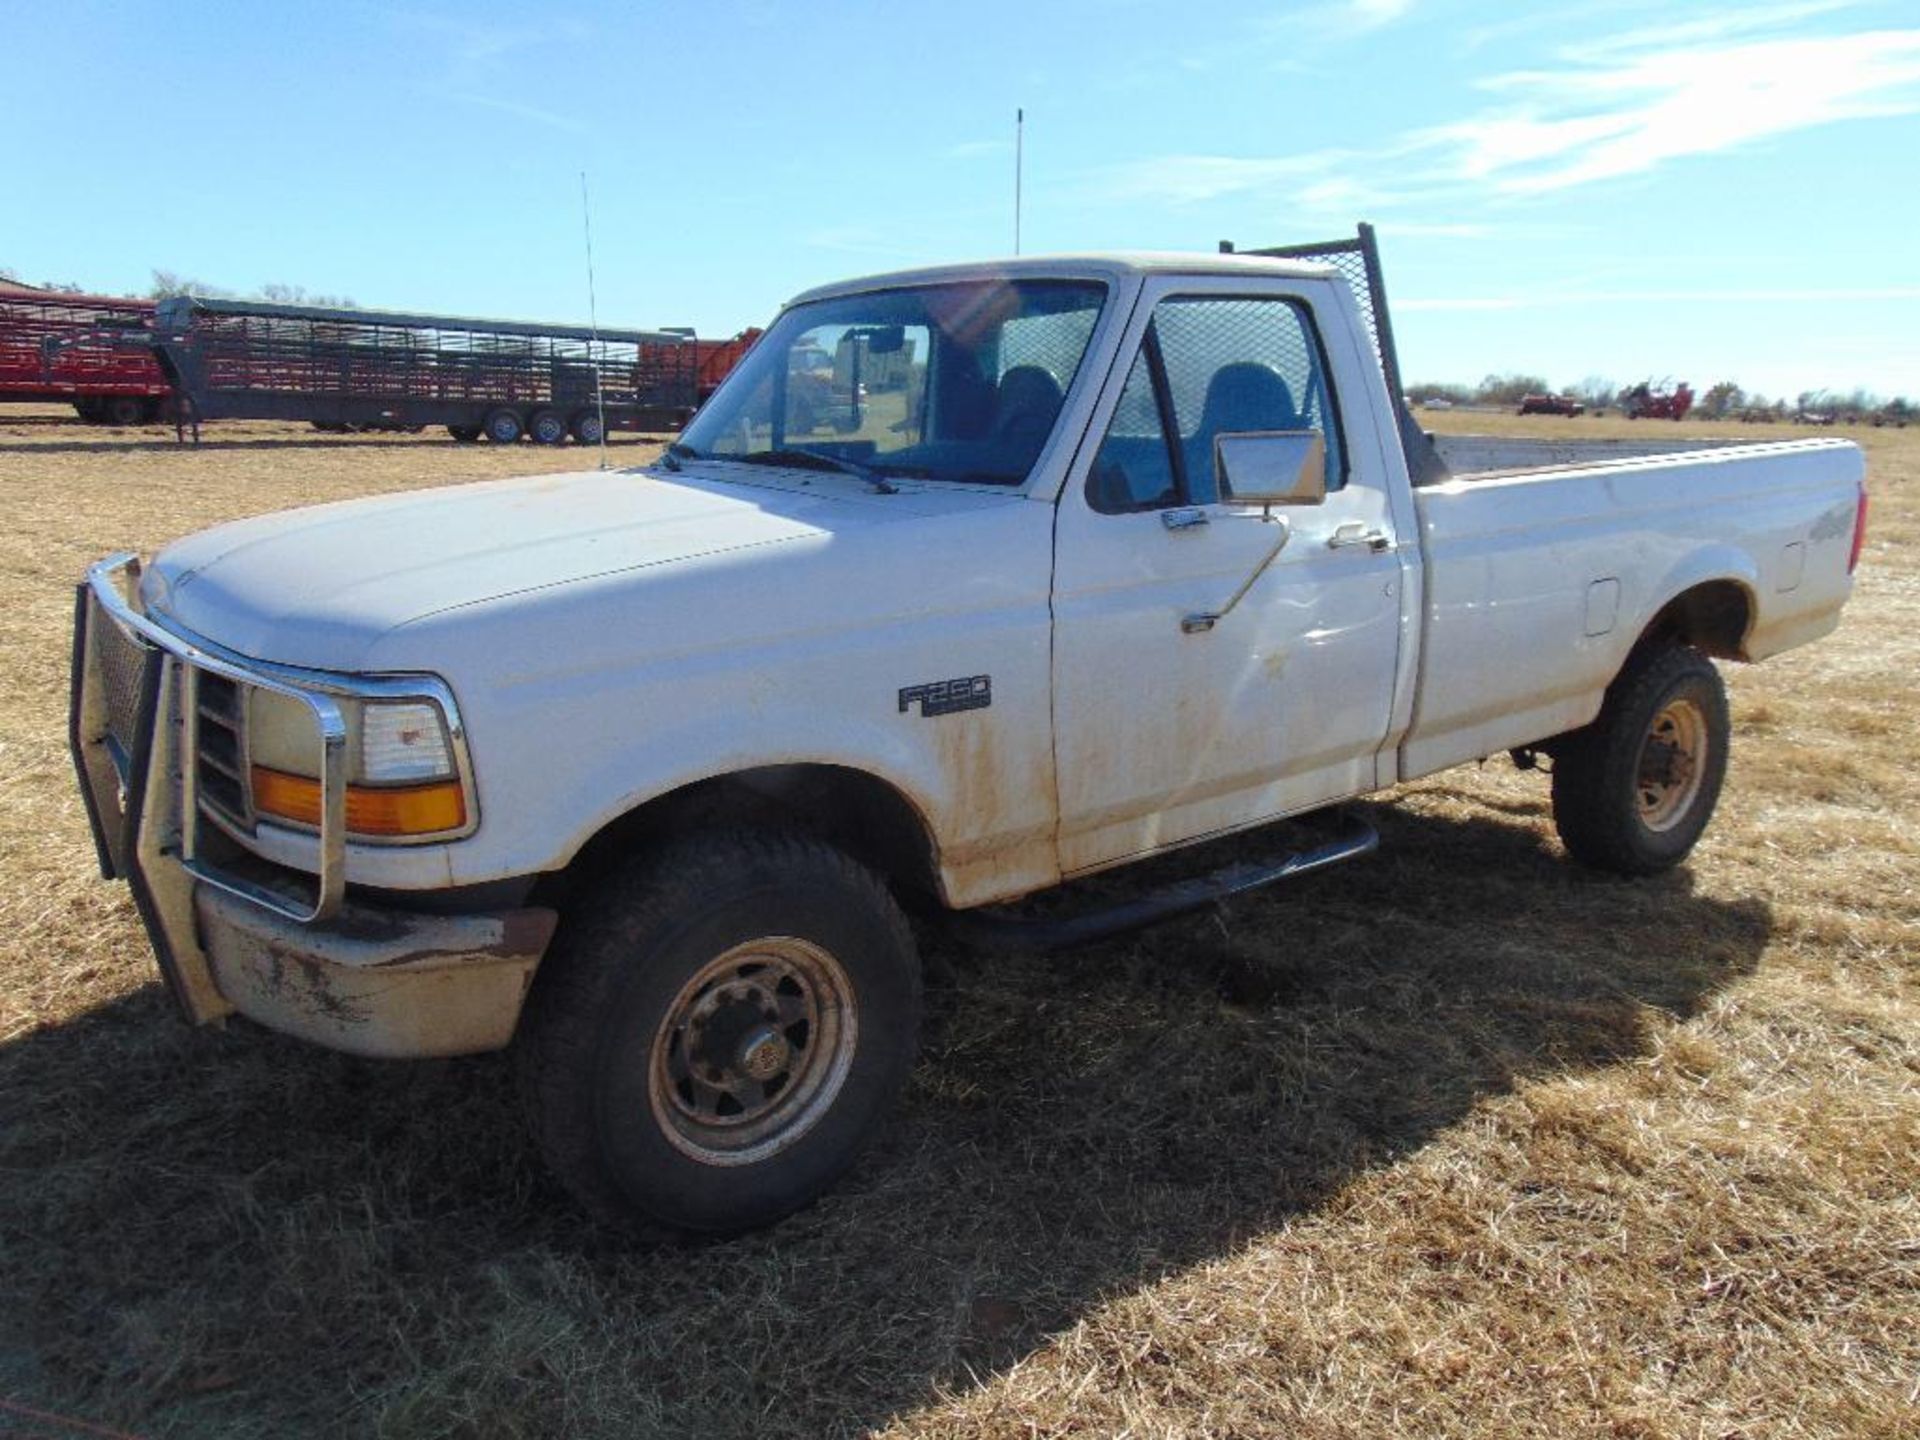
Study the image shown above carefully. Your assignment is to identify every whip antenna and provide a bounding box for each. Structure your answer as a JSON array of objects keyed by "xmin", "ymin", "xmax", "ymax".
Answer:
[
  {"xmin": 1014, "ymin": 108, "xmax": 1024, "ymax": 256},
  {"xmin": 580, "ymin": 171, "xmax": 610, "ymax": 471}
]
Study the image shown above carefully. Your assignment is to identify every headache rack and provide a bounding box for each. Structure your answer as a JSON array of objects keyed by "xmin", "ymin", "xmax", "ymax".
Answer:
[{"xmin": 1218, "ymin": 222, "xmax": 1448, "ymax": 487}]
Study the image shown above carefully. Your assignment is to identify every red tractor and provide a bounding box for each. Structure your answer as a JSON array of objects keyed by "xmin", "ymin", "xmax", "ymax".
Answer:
[{"xmin": 1621, "ymin": 379, "xmax": 1694, "ymax": 421}]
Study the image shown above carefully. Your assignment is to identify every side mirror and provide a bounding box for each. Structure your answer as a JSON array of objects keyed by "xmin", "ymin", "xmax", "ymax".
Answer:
[{"xmin": 1215, "ymin": 430, "xmax": 1327, "ymax": 508}]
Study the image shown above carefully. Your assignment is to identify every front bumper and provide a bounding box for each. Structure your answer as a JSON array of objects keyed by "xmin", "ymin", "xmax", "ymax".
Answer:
[{"xmin": 69, "ymin": 555, "xmax": 555, "ymax": 1058}]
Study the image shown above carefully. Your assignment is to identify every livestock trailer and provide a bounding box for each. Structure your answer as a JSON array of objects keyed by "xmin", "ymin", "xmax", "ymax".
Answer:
[
  {"xmin": 152, "ymin": 297, "xmax": 703, "ymax": 443},
  {"xmin": 0, "ymin": 286, "xmax": 171, "ymax": 423}
]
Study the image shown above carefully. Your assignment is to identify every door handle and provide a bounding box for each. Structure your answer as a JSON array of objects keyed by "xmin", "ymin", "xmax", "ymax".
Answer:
[
  {"xmin": 1161, "ymin": 507, "xmax": 1209, "ymax": 532},
  {"xmin": 1328, "ymin": 523, "xmax": 1390, "ymax": 553},
  {"xmin": 1181, "ymin": 517, "xmax": 1291, "ymax": 633}
]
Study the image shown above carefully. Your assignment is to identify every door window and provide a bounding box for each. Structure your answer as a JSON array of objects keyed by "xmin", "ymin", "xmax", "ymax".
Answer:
[{"xmin": 1087, "ymin": 295, "xmax": 1345, "ymax": 513}]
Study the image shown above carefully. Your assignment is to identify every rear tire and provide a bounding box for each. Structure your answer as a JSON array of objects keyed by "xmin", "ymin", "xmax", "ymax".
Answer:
[
  {"xmin": 103, "ymin": 395, "xmax": 144, "ymax": 426},
  {"xmin": 516, "ymin": 830, "xmax": 921, "ymax": 1235},
  {"xmin": 1551, "ymin": 645, "xmax": 1730, "ymax": 875},
  {"xmin": 447, "ymin": 423, "xmax": 482, "ymax": 443},
  {"xmin": 529, "ymin": 408, "xmax": 568, "ymax": 445},
  {"xmin": 483, "ymin": 408, "xmax": 524, "ymax": 443},
  {"xmin": 570, "ymin": 410, "xmax": 604, "ymax": 446}
]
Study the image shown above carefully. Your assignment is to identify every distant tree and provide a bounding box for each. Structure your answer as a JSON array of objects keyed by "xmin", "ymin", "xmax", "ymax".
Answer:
[
  {"xmin": 149, "ymin": 269, "xmax": 232, "ymax": 300},
  {"xmin": 1475, "ymin": 373, "xmax": 1551, "ymax": 406},
  {"xmin": 1699, "ymin": 381, "xmax": 1746, "ymax": 419},
  {"xmin": 1405, "ymin": 380, "xmax": 1472, "ymax": 406},
  {"xmin": 1835, "ymin": 388, "xmax": 1879, "ymax": 422},
  {"xmin": 1570, "ymin": 375, "xmax": 1616, "ymax": 410},
  {"xmin": 258, "ymin": 282, "xmax": 357, "ymax": 309}
]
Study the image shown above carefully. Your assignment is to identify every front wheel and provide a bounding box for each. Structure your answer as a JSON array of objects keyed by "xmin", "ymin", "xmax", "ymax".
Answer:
[
  {"xmin": 1551, "ymin": 645, "xmax": 1730, "ymax": 875},
  {"xmin": 516, "ymin": 831, "xmax": 922, "ymax": 1235}
]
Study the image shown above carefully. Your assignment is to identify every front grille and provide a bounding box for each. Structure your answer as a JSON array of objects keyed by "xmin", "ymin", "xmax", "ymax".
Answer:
[
  {"xmin": 93, "ymin": 607, "xmax": 152, "ymax": 779},
  {"xmin": 194, "ymin": 670, "xmax": 252, "ymax": 828}
]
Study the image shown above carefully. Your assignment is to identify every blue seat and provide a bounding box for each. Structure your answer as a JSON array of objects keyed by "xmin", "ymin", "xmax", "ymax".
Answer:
[{"xmin": 1184, "ymin": 362, "xmax": 1300, "ymax": 503}]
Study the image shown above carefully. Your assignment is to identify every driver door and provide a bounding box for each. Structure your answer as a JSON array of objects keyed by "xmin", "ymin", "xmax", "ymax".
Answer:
[{"xmin": 1050, "ymin": 277, "xmax": 1409, "ymax": 874}]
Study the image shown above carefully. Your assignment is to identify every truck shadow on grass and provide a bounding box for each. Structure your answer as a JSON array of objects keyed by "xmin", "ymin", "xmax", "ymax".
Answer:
[{"xmin": 1, "ymin": 800, "xmax": 1770, "ymax": 1439}]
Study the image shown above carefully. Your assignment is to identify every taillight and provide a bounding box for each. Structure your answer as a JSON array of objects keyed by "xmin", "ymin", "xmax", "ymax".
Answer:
[{"xmin": 1849, "ymin": 484, "xmax": 1869, "ymax": 574}]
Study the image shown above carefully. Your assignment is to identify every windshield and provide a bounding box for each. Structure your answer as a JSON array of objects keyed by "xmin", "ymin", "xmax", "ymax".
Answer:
[{"xmin": 677, "ymin": 278, "xmax": 1108, "ymax": 487}]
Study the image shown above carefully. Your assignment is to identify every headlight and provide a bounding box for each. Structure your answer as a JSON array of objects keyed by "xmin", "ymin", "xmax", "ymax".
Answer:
[{"xmin": 245, "ymin": 688, "xmax": 469, "ymax": 840}]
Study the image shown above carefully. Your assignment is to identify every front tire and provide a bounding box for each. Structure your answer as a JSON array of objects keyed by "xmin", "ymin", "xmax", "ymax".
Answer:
[
  {"xmin": 516, "ymin": 831, "xmax": 922, "ymax": 1235},
  {"xmin": 1551, "ymin": 645, "xmax": 1730, "ymax": 875}
]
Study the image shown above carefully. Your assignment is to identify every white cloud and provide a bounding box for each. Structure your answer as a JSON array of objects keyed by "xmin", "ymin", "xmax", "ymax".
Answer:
[
  {"xmin": 1434, "ymin": 29, "xmax": 1920, "ymax": 193},
  {"xmin": 1347, "ymin": 0, "xmax": 1414, "ymax": 28},
  {"xmin": 1077, "ymin": 11, "xmax": 1920, "ymax": 214}
]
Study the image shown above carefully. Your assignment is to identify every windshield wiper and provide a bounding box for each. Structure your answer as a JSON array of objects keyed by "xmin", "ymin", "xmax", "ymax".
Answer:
[
  {"xmin": 734, "ymin": 448, "xmax": 898, "ymax": 494},
  {"xmin": 657, "ymin": 441, "xmax": 701, "ymax": 473}
]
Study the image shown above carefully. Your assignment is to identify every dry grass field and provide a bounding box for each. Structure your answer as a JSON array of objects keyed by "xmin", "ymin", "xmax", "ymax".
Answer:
[{"xmin": 1, "ymin": 403, "xmax": 1914, "ymax": 1439}]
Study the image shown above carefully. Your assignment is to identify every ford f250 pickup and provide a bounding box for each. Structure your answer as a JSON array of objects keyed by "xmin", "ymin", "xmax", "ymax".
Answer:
[{"xmin": 70, "ymin": 230, "xmax": 1867, "ymax": 1234}]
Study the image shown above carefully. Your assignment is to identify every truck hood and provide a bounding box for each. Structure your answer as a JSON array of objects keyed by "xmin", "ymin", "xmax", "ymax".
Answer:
[{"xmin": 142, "ymin": 465, "xmax": 1015, "ymax": 669}]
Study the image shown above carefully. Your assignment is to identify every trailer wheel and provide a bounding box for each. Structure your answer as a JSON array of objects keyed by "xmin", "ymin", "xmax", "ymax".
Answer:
[
  {"xmin": 73, "ymin": 400, "xmax": 102, "ymax": 423},
  {"xmin": 447, "ymin": 424, "xmax": 482, "ymax": 443},
  {"xmin": 529, "ymin": 409, "xmax": 568, "ymax": 445},
  {"xmin": 103, "ymin": 396, "xmax": 145, "ymax": 427},
  {"xmin": 570, "ymin": 410, "xmax": 605, "ymax": 446},
  {"xmin": 483, "ymin": 408, "xmax": 525, "ymax": 444},
  {"xmin": 1551, "ymin": 645, "xmax": 1730, "ymax": 875},
  {"xmin": 516, "ymin": 829, "xmax": 921, "ymax": 1235}
]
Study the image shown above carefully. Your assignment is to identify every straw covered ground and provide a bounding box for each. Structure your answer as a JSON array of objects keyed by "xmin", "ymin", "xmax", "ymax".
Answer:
[{"xmin": 0, "ymin": 404, "xmax": 1913, "ymax": 1438}]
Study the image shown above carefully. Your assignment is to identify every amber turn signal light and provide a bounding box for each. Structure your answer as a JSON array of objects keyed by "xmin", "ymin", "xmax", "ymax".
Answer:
[{"xmin": 251, "ymin": 766, "xmax": 467, "ymax": 837}]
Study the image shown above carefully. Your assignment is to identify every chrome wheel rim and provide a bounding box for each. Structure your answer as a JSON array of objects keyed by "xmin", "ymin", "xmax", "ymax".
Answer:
[
  {"xmin": 648, "ymin": 936, "xmax": 856, "ymax": 1167},
  {"xmin": 1637, "ymin": 697, "xmax": 1708, "ymax": 832}
]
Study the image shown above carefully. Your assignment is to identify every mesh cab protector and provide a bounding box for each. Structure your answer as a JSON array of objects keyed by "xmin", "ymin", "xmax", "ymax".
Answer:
[{"xmin": 1218, "ymin": 224, "xmax": 1450, "ymax": 487}]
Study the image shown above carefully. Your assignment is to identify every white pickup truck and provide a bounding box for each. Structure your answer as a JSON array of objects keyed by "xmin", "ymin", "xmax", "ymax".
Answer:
[{"xmin": 71, "ymin": 234, "xmax": 1867, "ymax": 1234}]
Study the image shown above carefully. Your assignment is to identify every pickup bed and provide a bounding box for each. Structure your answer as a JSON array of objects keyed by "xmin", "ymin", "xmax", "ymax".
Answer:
[{"xmin": 71, "ymin": 239, "xmax": 1867, "ymax": 1234}]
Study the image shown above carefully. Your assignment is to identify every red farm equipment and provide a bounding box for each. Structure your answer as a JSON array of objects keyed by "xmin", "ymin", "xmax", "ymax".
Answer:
[
  {"xmin": 1621, "ymin": 379, "xmax": 1695, "ymax": 421},
  {"xmin": 1518, "ymin": 393, "xmax": 1585, "ymax": 416},
  {"xmin": 693, "ymin": 327, "xmax": 762, "ymax": 403},
  {"xmin": 0, "ymin": 284, "xmax": 171, "ymax": 424}
]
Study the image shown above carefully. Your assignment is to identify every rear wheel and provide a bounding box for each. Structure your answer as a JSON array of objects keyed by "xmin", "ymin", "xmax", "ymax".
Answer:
[
  {"xmin": 484, "ymin": 408, "xmax": 524, "ymax": 443},
  {"xmin": 529, "ymin": 408, "xmax": 568, "ymax": 445},
  {"xmin": 447, "ymin": 423, "xmax": 482, "ymax": 443},
  {"xmin": 103, "ymin": 395, "xmax": 144, "ymax": 426},
  {"xmin": 517, "ymin": 830, "xmax": 921, "ymax": 1235},
  {"xmin": 1551, "ymin": 645, "xmax": 1730, "ymax": 875},
  {"xmin": 570, "ymin": 410, "xmax": 605, "ymax": 446}
]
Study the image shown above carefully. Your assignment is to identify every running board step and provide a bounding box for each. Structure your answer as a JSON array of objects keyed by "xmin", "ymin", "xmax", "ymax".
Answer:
[{"xmin": 948, "ymin": 811, "xmax": 1379, "ymax": 954}]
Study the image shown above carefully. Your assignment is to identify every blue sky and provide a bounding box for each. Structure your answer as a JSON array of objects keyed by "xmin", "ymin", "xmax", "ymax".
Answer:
[{"xmin": 7, "ymin": 0, "xmax": 1918, "ymax": 400}]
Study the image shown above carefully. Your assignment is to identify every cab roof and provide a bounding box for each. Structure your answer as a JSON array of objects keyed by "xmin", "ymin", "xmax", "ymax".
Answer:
[{"xmin": 787, "ymin": 252, "xmax": 1340, "ymax": 307}]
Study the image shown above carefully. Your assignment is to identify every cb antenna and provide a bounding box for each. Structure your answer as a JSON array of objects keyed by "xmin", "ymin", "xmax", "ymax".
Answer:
[
  {"xmin": 1014, "ymin": 107, "xmax": 1024, "ymax": 256},
  {"xmin": 580, "ymin": 170, "xmax": 611, "ymax": 471}
]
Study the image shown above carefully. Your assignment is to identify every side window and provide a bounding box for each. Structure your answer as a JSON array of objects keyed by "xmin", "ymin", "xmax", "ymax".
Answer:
[
  {"xmin": 1152, "ymin": 297, "xmax": 1345, "ymax": 502},
  {"xmin": 1087, "ymin": 342, "xmax": 1178, "ymax": 513}
]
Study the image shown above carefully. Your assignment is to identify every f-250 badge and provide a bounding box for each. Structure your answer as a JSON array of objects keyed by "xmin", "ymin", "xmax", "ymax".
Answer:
[{"xmin": 898, "ymin": 675, "xmax": 992, "ymax": 718}]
